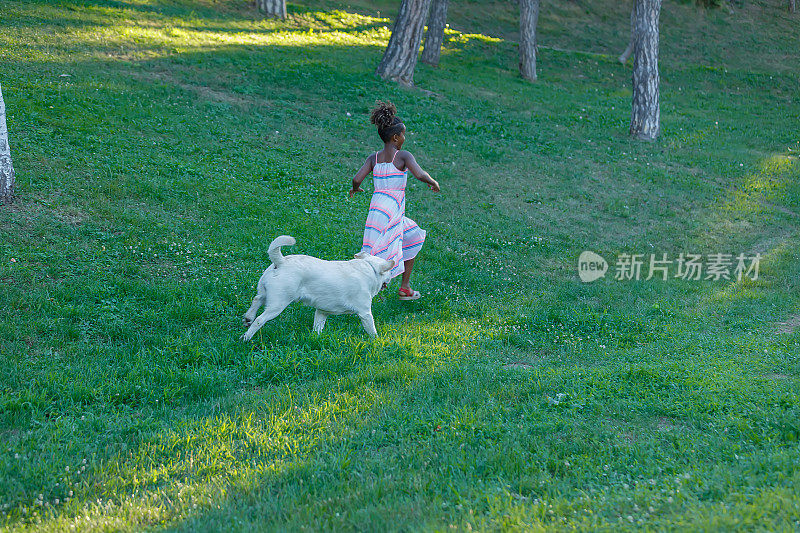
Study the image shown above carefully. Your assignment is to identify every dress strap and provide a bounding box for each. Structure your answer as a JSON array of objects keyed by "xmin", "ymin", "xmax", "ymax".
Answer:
[
  {"xmin": 390, "ymin": 150, "xmax": 398, "ymax": 164},
  {"xmin": 374, "ymin": 151, "xmax": 380, "ymax": 165}
]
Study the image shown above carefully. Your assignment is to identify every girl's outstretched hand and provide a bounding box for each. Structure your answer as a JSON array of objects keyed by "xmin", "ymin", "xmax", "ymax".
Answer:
[
  {"xmin": 348, "ymin": 186, "xmax": 364, "ymax": 198},
  {"xmin": 429, "ymin": 180, "xmax": 440, "ymax": 192}
]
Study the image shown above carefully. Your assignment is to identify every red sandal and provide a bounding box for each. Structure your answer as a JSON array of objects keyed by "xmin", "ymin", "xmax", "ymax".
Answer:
[{"xmin": 398, "ymin": 286, "xmax": 421, "ymax": 301}]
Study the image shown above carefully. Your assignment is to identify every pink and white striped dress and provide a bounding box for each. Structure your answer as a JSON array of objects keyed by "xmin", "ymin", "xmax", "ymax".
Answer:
[{"xmin": 361, "ymin": 151, "xmax": 426, "ymax": 279}]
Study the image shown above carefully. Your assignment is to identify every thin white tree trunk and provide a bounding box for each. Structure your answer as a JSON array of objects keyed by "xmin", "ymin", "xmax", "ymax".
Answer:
[
  {"xmin": 257, "ymin": 0, "xmax": 286, "ymax": 19},
  {"xmin": 790, "ymin": 0, "xmax": 796, "ymax": 13},
  {"xmin": 519, "ymin": 0, "xmax": 540, "ymax": 81},
  {"xmin": 619, "ymin": 4, "xmax": 635, "ymax": 64},
  {"xmin": 376, "ymin": 0, "xmax": 433, "ymax": 86},
  {"xmin": 629, "ymin": 0, "xmax": 661, "ymax": 140},
  {"xmin": 0, "ymin": 83, "xmax": 14, "ymax": 205},
  {"xmin": 421, "ymin": 0, "xmax": 448, "ymax": 67}
]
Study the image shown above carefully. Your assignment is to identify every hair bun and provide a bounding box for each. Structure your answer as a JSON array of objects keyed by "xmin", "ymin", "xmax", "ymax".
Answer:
[{"xmin": 370, "ymin": 101, "xmax": 397, "ymax": 130}]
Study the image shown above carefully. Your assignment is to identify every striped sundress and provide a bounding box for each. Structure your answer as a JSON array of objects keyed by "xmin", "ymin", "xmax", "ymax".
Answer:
[{"xmin": 361, "ymin": 151, "xmax": 426, "ymax": 279}]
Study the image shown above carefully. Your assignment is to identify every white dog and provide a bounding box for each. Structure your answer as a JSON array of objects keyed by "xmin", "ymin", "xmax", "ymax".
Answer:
[{"xmin": 241, "ymin": 235, "xmax": 395, "ymax": 340}]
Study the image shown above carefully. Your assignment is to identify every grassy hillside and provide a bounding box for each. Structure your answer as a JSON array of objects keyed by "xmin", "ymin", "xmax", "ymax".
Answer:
[{"xmin": 1, "ymin": 0, "xmax": 799, "ymax": 530}]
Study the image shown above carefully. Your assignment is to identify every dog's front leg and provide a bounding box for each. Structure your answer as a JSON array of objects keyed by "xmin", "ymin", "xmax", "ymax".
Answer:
[
  {"xmin": 313, "ymin": 309, "xmax": 329, "ymax": 334},
  {"xmin": 358, "ymin": 311, "xmax": 378, "ymax": 337}
]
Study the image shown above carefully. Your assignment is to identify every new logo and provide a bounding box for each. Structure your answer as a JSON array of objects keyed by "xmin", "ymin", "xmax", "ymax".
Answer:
[{"xmin": 578, "ymin": 251, "xmax": 608, "ymax": 282}]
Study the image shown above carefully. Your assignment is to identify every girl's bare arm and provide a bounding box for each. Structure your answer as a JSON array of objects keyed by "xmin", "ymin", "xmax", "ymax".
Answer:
[
  {"xmin": 349, "ymin": 154, "xmax": 375, "ymax": 197},
  {"xmin": 400, "ymin": 151, "xmax": 440, "ymax": 192}
]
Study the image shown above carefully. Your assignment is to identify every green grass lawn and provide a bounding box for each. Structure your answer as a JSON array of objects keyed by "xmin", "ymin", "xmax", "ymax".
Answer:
[{"xmin": 1, "ymin": 0, "xmax": 799, "ymax": 530}]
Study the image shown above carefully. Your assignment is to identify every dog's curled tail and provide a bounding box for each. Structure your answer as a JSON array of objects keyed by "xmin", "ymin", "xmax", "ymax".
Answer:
[{"xmin": 268, "ymin": 235, "xmax": 296, "ymax": 268}]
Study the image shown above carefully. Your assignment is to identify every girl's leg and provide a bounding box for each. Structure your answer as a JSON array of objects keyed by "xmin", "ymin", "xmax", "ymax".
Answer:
[{"xmin": 400, "ymin": 257, "xmax": 415, "ymax": 289}]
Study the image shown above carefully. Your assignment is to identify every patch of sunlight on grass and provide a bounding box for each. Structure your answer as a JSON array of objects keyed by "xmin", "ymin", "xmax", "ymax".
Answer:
[
  {"xmin": 302, "ymin": 9, "xmax": 388, "ymax": 31},
  {"xmin": 5, "ymin": 2, "xmax": 511, "ymax": 67},
  {"xmin": 445, "ymin": 29, "xmax": 504, "ymax": 45},
  {"xmin": 721, "ymin": 153, "xmax": 797, "ymax": 214},
  {"xmin": 745, "ymin": 154, "xmax": 797, "ymax": 195},
  {"xmin": 698, "ymin": 240, "xmax": 792, "ymax": 308},
  {"xmin": 93, "ymin": 24, "xmax": 390, "ymax": 51},
  {"xmin": 376, "ymin": 318, "xmax": 497, "ymax": 370},
  {"xmin": 759, "ymin": 153, "xmax": 795, "ymax": 174},
  {"xmin": 692, "ymin": 151, "xmax": 799, "ymax": 251},
  {"xmin": 1, "ymin": 4, "xmax": 395, "ymax": 64},
  {"xmin": 27, "ymin": 388, "xmax": 376, "ymax": 531},
  {"xmin": 718, "ymin": 190, "xmax": 768, "ymax": 218},
  {"xmin": 35, "ymin": 21, "xmax": 393, "ymax": 64},
  {"xmin": 701, "ymin": 274, "xmax": 766, "ymax": 307}
]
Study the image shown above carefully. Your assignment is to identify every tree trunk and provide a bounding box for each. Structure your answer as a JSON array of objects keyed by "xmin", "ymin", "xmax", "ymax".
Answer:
[
  {"xmin": 420, "ymin": 0, "xmax": 449, "ymax": 67},
  {"xmin": 257, "ymin": 0, "xmax": 286, "ymax": 19},
  {"xmin": 629, "ymin": 0, "xmax": 661, "ymax": 141},
  {"xmin": 619, "ymin": 4, "xmax": 635, "ymax": 64},
  {"xmin": 790, "ymin": 0, "xmax": 796, "ymax": 13},
  {"xmin": 0, "ymin": 83, "xmax": 14, "ymax": 205},
  {"xmin": 519, "ymin": 0, "xmax": 540, "ymax": 81},
  {"xmin": 376, "ymin": 0, "xmax": 433, "ymax": 86}
]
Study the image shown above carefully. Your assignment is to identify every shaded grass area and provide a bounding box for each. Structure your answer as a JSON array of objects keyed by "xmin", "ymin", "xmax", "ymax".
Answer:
[{"xmin": 1, "ymin": 0, "xmax": 799, "ymax": 530}]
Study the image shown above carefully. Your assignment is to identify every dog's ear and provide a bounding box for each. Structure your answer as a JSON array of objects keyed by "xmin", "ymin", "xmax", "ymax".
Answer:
[
  {"xmin": 354, "ymin": 251, "xmax": 369, "ymax": 260},
  {"xmin": 381, "ymin": 259, "xmax": 395, "ymax": 273}
]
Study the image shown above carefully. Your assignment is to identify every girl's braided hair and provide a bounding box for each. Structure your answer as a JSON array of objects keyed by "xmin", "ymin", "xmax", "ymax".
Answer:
[{"xmin": 370, "ymin": 101, "xmax": 405, "ymax": 142}]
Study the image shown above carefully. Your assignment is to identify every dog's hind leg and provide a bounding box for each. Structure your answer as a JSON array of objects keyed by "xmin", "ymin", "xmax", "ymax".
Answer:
[
  {"xmin": 240, "ymin": 300, "xmax": 290, "ymax": 341},
  {"xmin": 358, "ymin": 311, "xmax": 378, "ymax": 337},
  {"xmin": 313, "ymin": 310, "xmax": 329, "ymax": 334},
  {"xmin": 243, "ymin": 292, "xmax": 266, "ymax": 327}
]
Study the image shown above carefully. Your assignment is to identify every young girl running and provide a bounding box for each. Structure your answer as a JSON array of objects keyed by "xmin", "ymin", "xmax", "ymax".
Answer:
[{"xmin": 349, "ymin": 101, "xmax": 440, "ymax": 300}]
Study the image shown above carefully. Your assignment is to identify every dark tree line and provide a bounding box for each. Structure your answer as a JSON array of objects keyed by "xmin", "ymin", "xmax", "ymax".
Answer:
[
  {"xmin": 378, "ymin": 0, "xmax": 540, "ymax": 85},
  {"xmin": 375, "ymin": 0, "xmax": 660, "ymax": 140},
  {"xmin": 254, "ymin": 0, "xmax": 666, "ymax": 141}
]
